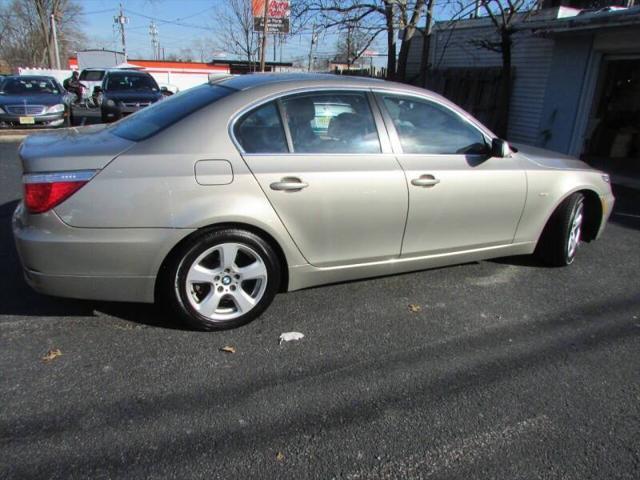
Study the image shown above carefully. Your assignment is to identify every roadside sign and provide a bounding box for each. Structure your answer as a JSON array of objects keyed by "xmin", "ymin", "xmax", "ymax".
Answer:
[{"xmin": 252, "ymin": 0, "xmax": 290, "ymax": 33}]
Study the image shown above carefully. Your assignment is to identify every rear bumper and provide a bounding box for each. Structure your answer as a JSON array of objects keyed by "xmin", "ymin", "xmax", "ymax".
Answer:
[
  {"xmin": 22, "ymin": 268, "xmax": 156, "ymax": 303},
  {"xmin": 12, "ymin": 202, "xmax": 194, "ymax": 303}
]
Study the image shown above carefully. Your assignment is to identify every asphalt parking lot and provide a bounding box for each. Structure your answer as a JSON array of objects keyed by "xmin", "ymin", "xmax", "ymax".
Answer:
[{"xmin": 1, "ymin": 140, "xmax": 638, "ymax": 479}]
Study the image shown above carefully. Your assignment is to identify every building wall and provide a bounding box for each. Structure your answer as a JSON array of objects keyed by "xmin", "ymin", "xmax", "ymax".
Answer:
[
  {"xmin": 537, "ymin": 33, "xmax": 594, "ymax": 154},
  {"xmin": 407, "ymin": 23, "xmax": 556, "ymax": 146}
]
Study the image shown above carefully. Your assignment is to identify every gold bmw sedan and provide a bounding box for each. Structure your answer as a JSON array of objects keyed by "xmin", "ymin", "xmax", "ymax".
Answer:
[{"xmin": 12, "ymin": 74, "xmax": 614, "ymax": 330}]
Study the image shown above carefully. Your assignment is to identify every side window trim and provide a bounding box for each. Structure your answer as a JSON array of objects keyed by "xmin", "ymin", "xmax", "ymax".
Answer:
[
  {"xmin": 231, "ymin": 87, "xmax": 398, "ymax": 156},
  {"xmin": 366, "ymin": 90, "xmax": 393, "ymax": 154},
  {"xmin": 373, "ymin": 90, "xmax": 492, "ymax": 156},
  {"xmin": 275, "ymin": 98, "xmax": 294, "ymax": 153}
]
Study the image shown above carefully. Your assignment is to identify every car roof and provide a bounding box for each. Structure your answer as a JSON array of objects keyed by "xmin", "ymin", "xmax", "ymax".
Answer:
[
  {"xmin": 4, "ymin": 75, "xmax": 57, "ymax": 81},
  {"xmin": 105, "ymin": 69, "xmax": 151, "ymax": 75},
  {"xmin": 218, "ymin": 73, "xmax": 419, "ymax": 93}
]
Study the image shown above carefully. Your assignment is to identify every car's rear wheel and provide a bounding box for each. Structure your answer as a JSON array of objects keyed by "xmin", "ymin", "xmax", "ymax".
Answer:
[
  {"xmin": 163, "ymin": 228, "xmax": 281, "ymax": 331},
  {"xmin": 536, "ymin": 192, "xmax": 585, "ymax": 266}
]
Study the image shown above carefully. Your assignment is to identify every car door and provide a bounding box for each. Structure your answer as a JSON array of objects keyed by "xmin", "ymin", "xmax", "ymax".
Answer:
[
  {"xmin": 235, "ymin": 90, "xmax": 408, "ymax": 267},
  {"xmin": 375, "ymin": 92, "xmax": 526, "ymax": 257}
]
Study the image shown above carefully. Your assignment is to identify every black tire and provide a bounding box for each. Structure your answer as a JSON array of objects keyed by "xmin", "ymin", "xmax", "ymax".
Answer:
[
  {"xmin": 160, "ymin": 228, "xmax": 281, "ymax": 331},
  {"xmin": 535, "ymin": 192, "xmax": 585, "ymax": 267}
]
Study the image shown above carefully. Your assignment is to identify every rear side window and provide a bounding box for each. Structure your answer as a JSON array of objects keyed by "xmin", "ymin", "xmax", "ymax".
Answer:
[
  {"xmin": 234, "ymin": 101, "xmax": 288, "ymax": 153},
  {"xmin": 110, "ymin": 84, "xmax": 233, "ymax": 142},
  {"xmin": 281, "ymin": 92, "xmax": 381, "ymax": 153}
]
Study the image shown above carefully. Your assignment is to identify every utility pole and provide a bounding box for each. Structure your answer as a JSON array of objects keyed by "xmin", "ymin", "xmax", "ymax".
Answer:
[
  {"xmin": 273, "ymin": 33, "xmax": 277, "ymax": 63},
  {"xmin": 259, "ymin": 0, "xmax": 269, "ymax": 72},
  {"xmin": 149, "ymin": 21, "xmax": 159, "ymax": 60},
  {"xmin": 114, "ymin": 3, "xmax": 129, "ymax": 60},
  {"xmin": 50, "ymin": 14, "xmax": 61, "ymax": 70},
  {"xmin": 346, "ymin": 23, "xmax": 352, "ymax": 69},
  {"xmin": 307, "ymin": 23, "xmax": 316, "ymax": 72}
]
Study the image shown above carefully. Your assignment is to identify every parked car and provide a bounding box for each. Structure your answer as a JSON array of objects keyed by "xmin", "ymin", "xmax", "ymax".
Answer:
[
  {"xmin": 78, "ymin": 68, "xmax": 106, "ymax": 99},
  {"xmin": 99, "ymin": 69, "xmax": 162, "ymax": 122},
  {"xmin": 0, "ymin": 75, "xmax": 70, "ymax": 128},
  {"xmin": 12, "ymin": 74, "xmax": 614, "ymax": 330}
]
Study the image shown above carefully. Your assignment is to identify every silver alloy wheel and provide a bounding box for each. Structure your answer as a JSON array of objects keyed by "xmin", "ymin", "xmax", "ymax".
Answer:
[
  {"xmin": 566, "ymin": 201, "xmax": 584, "ymax": 261},
  {"xmin": 184, "ymin": 242, "xmax": 268, "ymax": 321}
]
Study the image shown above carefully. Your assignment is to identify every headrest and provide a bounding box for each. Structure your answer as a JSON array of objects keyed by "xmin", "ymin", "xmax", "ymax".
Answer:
[{"xmin": 286, "ymin": 97, "xmax": 316, "ymax": 123}]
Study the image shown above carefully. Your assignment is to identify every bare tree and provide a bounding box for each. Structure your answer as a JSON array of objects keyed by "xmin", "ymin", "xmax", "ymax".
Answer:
[
  {"xmin": 0, "ymin": 0, "xmax": 86, "ymax": 69},
  {"xmin": 191, "ymin": 37, "xmax": 215, "ymax": 63},
  {"xmin": 468, "ymin": 0, "xmax": 540, "ymax": 136},
  {"xmin": 298, "ymin": 1, "xmax": 427, "ymax": 80},
  {"xmin": 334, "ymin": 24, "xmax": 377, "ymax": 68},
  {"xmin": 213, "ymin": 0, "xmax": 259, "ymax": 70},
  {"xmin": 416, "ymin": 0, "xmax": 435, "ymax": 85}
]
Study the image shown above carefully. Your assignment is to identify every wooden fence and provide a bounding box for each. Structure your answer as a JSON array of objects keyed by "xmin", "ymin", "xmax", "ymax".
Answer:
[
  {"xmin": 421, "ymin": 67, "xmax": 509, "ymax": 134},
  {"xmin": 331, "ymin": 66, "xmax": 388, "ymax": 79}
]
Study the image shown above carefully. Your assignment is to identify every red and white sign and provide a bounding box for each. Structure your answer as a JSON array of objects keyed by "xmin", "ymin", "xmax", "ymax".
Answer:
[{"xmin": 252, "ymin": 0, "xmax": 290, "ymax": 33}]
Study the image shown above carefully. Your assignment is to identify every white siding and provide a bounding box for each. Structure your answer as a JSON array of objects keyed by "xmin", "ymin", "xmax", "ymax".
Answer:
[{"xmin": 407, "ymin": 24, "xmax": 555, "ymax": 145}]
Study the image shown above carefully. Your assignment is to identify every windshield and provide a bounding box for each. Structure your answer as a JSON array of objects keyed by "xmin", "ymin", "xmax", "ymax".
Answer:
[
  {"xmin": 109, "ymin": 84, "xmax": 234, "ymax": 141},
  {"xmin": 105, "ymin": 73, "xmax": 158, "ymax": 91},
  {"xmin": 1, "ymin": 77, "xmax": 60, "ymax": 95}
]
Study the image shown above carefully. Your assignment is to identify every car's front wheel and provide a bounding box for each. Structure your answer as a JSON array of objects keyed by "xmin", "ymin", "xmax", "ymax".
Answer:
[
  {"xmin": 163, "ymin": 228, "xmax": 281, "ymax": 330},
  {"xmin": 536, "ymin": 192, "xmax": 585, "ymax": 266}
]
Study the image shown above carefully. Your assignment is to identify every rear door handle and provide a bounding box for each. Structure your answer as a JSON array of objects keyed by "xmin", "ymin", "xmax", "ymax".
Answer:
[
  {"xmin": 270, "ymin": 177, "xmax": 309, "ymax": 191},
  {"xmin": 411, "ymin": 174, "xmax": 440, "ymax": 187}
]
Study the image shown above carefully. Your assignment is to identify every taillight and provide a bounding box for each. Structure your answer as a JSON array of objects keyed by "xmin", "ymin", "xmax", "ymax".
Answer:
[{"xmin": 23, "ymin": 170, "xmax": 97, "ymax": 214}]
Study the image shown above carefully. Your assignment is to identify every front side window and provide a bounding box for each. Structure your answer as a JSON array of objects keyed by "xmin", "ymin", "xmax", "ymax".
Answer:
[
  {"xmin": 234, "ymin": 101, "xmax": 288, "ymax": 153},
  {"xmin": 281, "ymin": 92, "xmax": 381, "ymax": 153},
  {"xmin": 382, "ymin": 95, "xmax": 488, "ymax": 155}
]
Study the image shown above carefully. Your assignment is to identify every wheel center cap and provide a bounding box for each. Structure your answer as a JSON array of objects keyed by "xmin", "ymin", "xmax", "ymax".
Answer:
[{"xmin": 222, "ymin": 275, "xmax": 232, "ymax": 285}]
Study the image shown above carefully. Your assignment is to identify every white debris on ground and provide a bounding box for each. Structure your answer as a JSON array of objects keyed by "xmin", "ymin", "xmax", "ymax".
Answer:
[{"xmin": 279, "ymin": 332, "xmax": 304, "ymax": 344}]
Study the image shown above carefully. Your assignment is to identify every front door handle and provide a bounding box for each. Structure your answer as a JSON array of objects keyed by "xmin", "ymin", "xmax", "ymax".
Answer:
[
  {"xmin": 270, "ymin": 177, "xmax": 309, "ymax": 192},
  {"xmin": 411, "ymin": 174, "xmax": 440, "ymax": 187}
]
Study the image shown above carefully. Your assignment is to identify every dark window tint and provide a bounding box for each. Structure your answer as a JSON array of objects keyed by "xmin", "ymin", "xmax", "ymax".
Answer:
[
  {"xmin": 1, "ymin": 77, "xmax": 60, "ymax": 94},
  {"xmin": 281, "ymin": 92, "xmax": 380, "ymax": 153},
  {"xmin": 234, "ymin": 101, "xmax": 288, "ymax": 153},
  {"xmin": 110, "ymin": 84, "xmax": 233, "ymax": 142},
  {"xmin": 382, "ymin": 95, "xmax": 488, "ymax": 155},
  {"xmin": 79, "ymin": 70, "xmax": 105, "ymax": 81},
  {"xmin": 105, "ymin": 72, "xmax": 158, "ymax": 91}
]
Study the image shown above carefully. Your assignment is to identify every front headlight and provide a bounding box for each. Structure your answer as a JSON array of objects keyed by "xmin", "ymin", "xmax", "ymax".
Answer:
[
  {"xmin": 601, "ymin": 174, "xmax": 610, "ymax": 184},
  {"xmin": 106, "ymin": 99, "xmax": 116, "ymax": 107},
  {"xmin": 46, "ymin": 104, "xmax": 65, "ymax": 113},
  {"xmin": 0, "ymin": 106, "xmax": 5, "ymax": 114}
]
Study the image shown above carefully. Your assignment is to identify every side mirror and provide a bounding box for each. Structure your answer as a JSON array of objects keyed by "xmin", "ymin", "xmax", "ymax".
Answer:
[{"xmin": 491, "ymin": 138, "xmax": 511, "ymax": 158}]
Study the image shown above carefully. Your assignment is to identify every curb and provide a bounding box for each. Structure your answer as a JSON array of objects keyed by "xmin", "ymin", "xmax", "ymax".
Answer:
[
  {"xmin": 0, "ymin": 126, "xmax": 78, "ymax": 143},
  {"xmin": 0, "ymin": 134, "xmax": 27, "ymax": 143}
]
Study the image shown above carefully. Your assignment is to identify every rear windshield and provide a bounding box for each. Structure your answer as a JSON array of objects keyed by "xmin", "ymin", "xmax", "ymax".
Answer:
[
  {"xmin": 79, "ymin": 70, "xmax": 105, "ymax": 81},
  {"xmin": 109, "ymin": 84, "xmax": 234, "ymax": 141}
]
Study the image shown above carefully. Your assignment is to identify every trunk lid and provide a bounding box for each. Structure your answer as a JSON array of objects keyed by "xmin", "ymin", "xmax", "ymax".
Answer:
[{"xmin": 19, "ymin": 124, "xmax": 135, "ymax": 173}]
